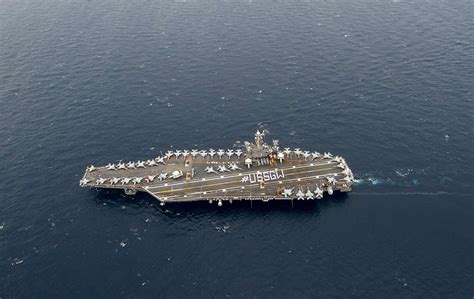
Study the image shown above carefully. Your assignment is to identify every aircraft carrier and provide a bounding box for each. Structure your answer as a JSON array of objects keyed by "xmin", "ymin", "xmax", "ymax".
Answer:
[{"xmin": 80, "ymin": 131, "xmax": 354, "ymax": 206}]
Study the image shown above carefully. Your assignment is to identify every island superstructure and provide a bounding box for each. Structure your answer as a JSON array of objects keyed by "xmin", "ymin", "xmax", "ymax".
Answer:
[{"xmin": 80, "ymin": 131, "xmax": 354, "ymax": 206}]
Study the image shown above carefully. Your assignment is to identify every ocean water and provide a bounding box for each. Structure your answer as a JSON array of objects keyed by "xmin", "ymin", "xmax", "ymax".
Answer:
[{"xmin": 1, "ymin": 0, "xmax": 473, "ymax": 297}]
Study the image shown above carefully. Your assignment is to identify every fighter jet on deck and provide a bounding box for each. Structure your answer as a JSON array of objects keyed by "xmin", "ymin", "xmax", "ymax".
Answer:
[
  {"xmin": 132, "ymin": 177, "xmax": 143, "ymax": 185},
  {"xmin": 165, "ymin": 151, "xmax": 174, "ymax": 159},
  {"xmin": 96, "ymin": 178, "xmax": 107, "ymax": 185},
  {"xmin": 235, "ymin": 149, "xmax": 243, "ymax": 158},
  {"xmin": 121, "ymin": 178, "xmax": 132, "ymax": 185},
  {"xmin": 229, "ymin": 163, "xmax": 241, "ymax": 171},
  {"xmin": 205, "ymin": 166, "xmax": 218, "ymax": 174},
  {"xmin": 283, "ymin": 188, "xmax": 293, "ymax": 198},
  {"xmin": 315, "ymin": 186, "xmax": 323, "ymax": 199},
  {"xmin": 155, "ymin": 157, "xmax": 166, "ymax": 164},
  {"xmin": 326, "ymin": 177, "xmax": 336, "ymax": 185},
  {"xmin": 146, "ymin": 159, "xmax": 157, "ymax": 167},
  {"xmin": 79, "ymin": 178, "xmax": 90, "ymax": 186},
  {"xmin": 158, "ymin": 173, "xmax": 168, "ymax": 181},
  {"xmin": 296, "ymin": 189, "xmax": 305, "ymax": 200},
  {"xmin": 323, "ymin": 152, "xmax": 333, "ymax": 159},
  {"xmin": 293, "ymin": 148, "xmax": 302, "ymax": 157},
  {"xmin": 302, "ymin": 151, "xmax": 311, "ymax": 160},
  {"xmin": 217, "ymin": 149, "xmax": 225, "ymax": 159},
  {"xmin": 208, "ymin": 149, "xmax": 216, "ymax": 158},
  {"xmin": 311, "ymin": 151, "xmax": 321, "ymax": 160},
  {"xmin": 110, "ymin": 177, "xmax": 121, "ymax": 185},
  {"xmin": 218, "ymin": 165, "xmax": 231, "ymax": 172}
]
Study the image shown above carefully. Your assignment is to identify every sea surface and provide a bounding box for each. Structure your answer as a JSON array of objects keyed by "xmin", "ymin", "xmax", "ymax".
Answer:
[{"xmin": 1, "ymin": 0, "xmax": 473, "ymax": 297}]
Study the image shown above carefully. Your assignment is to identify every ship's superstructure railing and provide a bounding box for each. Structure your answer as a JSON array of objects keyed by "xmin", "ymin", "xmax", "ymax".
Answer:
[{"xmin": 244, "ymin": 130, "xmax": 281, "ymax": 168}]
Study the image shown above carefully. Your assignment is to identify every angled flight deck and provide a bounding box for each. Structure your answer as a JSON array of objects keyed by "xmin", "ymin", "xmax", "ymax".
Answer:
[{"xmin": 80, "ymin": 131, "xmax": 354, "ymax": 206}]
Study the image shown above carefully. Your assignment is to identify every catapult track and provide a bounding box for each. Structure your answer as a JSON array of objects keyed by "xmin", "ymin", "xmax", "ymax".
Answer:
[{"xmin": 80, "ymin": 131, "xmax": 354, "ymax": 205}]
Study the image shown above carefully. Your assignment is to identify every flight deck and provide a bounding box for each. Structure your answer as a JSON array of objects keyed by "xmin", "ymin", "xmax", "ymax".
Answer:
[{"xmin": 80, "ymin": 131, "xmax": 354, "ymax": 206}]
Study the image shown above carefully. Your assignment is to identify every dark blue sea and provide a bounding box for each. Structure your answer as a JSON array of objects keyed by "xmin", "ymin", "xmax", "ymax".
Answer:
[{"xmin": 1, "ymin": 0, "xmax": 473, "ymax": 297}]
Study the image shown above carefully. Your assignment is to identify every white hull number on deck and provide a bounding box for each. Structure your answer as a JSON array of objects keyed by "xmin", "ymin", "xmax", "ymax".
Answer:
[{"xmin": 241, "ymin": 170, "xmax": 285, "ymax": 184}]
